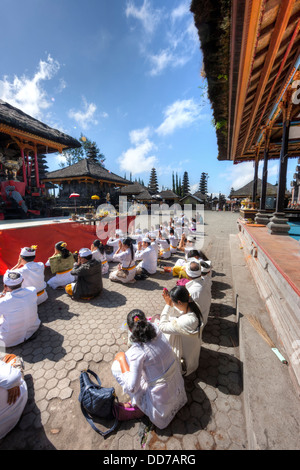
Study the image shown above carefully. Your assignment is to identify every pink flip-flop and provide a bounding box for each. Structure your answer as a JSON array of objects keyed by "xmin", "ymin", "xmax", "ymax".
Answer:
[{"xmin": 115, "ymin": 402, "xmax": 144, "ymax": 420}]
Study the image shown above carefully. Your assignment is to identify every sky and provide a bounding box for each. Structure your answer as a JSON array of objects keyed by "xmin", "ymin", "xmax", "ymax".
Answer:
[{"xmin": 0, "ymin": 0, "xmax": 296, "ymax": 197}]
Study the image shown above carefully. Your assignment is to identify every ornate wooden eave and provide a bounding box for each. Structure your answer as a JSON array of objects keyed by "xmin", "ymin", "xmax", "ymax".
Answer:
[
  {"xmin": 228, "ymin": 0, "xmax": 300, "ymax": 163},
  {"xmin": 0, "ymin": 123, "xmax": 66, "ymax": 154}
]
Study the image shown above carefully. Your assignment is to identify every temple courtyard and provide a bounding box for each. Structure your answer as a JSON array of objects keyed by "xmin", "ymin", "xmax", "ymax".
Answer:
[{"xmin": 0, "ymin": 211, "xmax": 299, "ymax": 451}]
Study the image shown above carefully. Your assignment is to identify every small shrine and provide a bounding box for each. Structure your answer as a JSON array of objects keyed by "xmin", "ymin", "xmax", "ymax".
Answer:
[
  {"xmin": 0, "ymin": 99, "xmax": 81, "ymax": 219},
  {"xmin": 43, "ymin": 158, "xmax": 132, "ymax": 215}
]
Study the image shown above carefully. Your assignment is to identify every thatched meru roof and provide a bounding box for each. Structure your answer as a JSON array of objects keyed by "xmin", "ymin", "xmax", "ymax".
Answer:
[
  {"xmin": 180, "ymin": 192, "xmax": 205, "ymax": 203},
  {"xmin": 120, "ymin": 182, "xmax": 155, "ymax": 201},
  {"xmin": 120, "ymin": 182, "xmax": 145, "ymax": 195},
  {"xmin": 230, "ymin": 179, "xmax": 278, "ymax": 198},
  {"xmin": 0, "ymin": 100, "xmax": 81, "ymax": 153},
  {"xmin": 190, "ymin": 0, "xmax": 231, "ymax": 160},
  {"xmin": 159, "ymin": 190, "xmax": 179, "ymax": 199},
  {"xmin": 193, "ymin": 190, "xmax": 207, "ymax": 201},
  {"xmin": 43, "ymin": 158, "xmax": 131, "ymax": 185}
]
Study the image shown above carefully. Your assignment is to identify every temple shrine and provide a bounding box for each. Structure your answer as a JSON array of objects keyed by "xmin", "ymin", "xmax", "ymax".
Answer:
[
  {"xmin": 0, "ymin": 99, "xmax": 81, "ymax": 219},
  {"xmin": 191, "ymin": 0, "xmax": 300, "ymax": 390}
]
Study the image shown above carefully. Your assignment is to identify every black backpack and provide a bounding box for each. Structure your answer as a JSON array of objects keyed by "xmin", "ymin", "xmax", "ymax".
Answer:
[{"xmin": 79, "ymin": 369, "xmax": 119, "ymax": 436}]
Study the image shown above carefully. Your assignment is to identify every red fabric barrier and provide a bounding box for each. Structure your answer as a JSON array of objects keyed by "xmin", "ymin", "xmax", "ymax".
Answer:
[{"xmin": 0, "ymin": 216, "xmax": 135, "ymax": 275}]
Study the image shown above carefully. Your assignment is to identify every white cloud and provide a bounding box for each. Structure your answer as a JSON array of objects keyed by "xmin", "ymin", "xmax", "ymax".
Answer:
[
  {"xmin": 129, "ymin": 126, "xmax": 152, "ymax": 145},
  {"xmin": 125, "ymin": 1, "xmax": 198, "ymax": 76},
  {"xmin": 156, "ymin": 99, "xmax": 203, "ymax": 136},
  {"xmin": 125, "ymin": 0, "xmax": 161, "ymax": 35},
  {"xmin": 0, "ymin": 55, "xmax": 60, "ymax": 119},
  {"xmin": 68, "ymin": 98, "xmax": 99, "ymax": 130},
  {"xmin": 220, "ymin": 161, "xmax": 280, "ymax": 193},
  {"xmin": 119, "ymin": 127, "xmax": 157, "ymax": 175},
  {"xmin": 148, "ymin": 48, "xmax": 191, "ymax": 76},
  {"xmin": 148, "ymin": 21, "xmax": 198, "ymax": 75},
  {"xmin": 171, "ymin": 2, "xmax": 190, "ymax": 22}
]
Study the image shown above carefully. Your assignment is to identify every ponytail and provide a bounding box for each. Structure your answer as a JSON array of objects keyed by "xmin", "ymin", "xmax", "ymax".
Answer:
[
  {"xmin": 127, "ymin": 309, "xmax": 157, "ymax": 344},
  {"xmin": 169, "ymin": 285, "xmax": 203, "ymax": 329},
  {"xmin": 93, "ymin": 239, "xmax": 105, "ymax": 254},
  {"xmin": 123, "ymin": 237, "xmax": 134, "ymax": 262},
  {"xmin": 55, "ymin": 241, "xmax": 71, "ymax": 259}
]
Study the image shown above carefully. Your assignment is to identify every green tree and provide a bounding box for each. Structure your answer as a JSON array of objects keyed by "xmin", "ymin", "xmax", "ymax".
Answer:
[
  {"xmin": 172, "ymin": 172, "xmax": 175, "ymax": 193},
  {"xmin": 59, "ymin": 133, "xmax": 105, "ymax": 168}
]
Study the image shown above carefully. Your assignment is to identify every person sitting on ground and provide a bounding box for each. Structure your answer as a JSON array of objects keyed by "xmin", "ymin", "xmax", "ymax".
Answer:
[
  {"xmin": 134, "ymin": 237, "xmax": 157, "ymax": 280},
  {"xmin": 177, "ymin": 233, "xmax": 197, "ymax": 258},
  {"xmin": 11, "ymin": 245, "xmax": 48, "ymax": 305},
  {"xmin": 0, "ymin": 271, "xmax": 40, "ymax": 348},
  {"xmin": 157, "ymin": 231, "xmax": 171, "ymax": 260},
  {"xmin": 65, "ymin": 248, "xmax": 103, "ymax": 300},
  {"xmin": 169, "ymin": 228, "xmax": 179, "ymax": 254},
  {"xmin": 149, "ymin": 232, "xmax": 159, "ymax": 258},
  {"xmin": 0, "ymin": 354, "xmax": 28, "ymax": 440},
  {"xmin": 46, "ymin": 241, "xmax": 75, "ymax": 289},
  {"xmin": 91, "ymin": 239, "xmax": 109, "ymax": 275},
  {"xmin": 109, "ymin": 238, "xmax": 136, "ymax": 284},
  {"xmin": 184, "ymin": 260, "xmax": 212, "ymax": 327},
  {"xmin": 164, "ymin": 248, "xmax": 210, "ymax": 277},
  {"xmin": 189, "ymin": 218, "xmax": 197, "ymax": 232},
  {"xmin": 106, "ymin": 230, "xmax": 124, "ymax": 262},
  {"xmin": 163, "ymin": 249, "xmax": 201, "ymax": 277},
  {"xmin": 111, "ymin": 309, "xmax": 187, "ymax": 429},
  {"xmin": 159, "ymin": 285, "xmax": 204, "ymax": 376}
]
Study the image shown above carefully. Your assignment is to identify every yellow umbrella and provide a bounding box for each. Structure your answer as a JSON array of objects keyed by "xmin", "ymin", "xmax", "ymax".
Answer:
[{"xmin": 91, "ymin": 195, "xmax": 100, "ymax": 200}]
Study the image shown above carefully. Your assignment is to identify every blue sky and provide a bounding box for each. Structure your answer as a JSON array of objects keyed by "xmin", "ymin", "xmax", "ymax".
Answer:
[{"xmin": 0, "ymin": 0, "xmax": 295, "ymax": 197}]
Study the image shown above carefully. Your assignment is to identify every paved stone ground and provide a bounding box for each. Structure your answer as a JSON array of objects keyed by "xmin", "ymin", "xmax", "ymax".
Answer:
[{"xmin": 0, "ymin": 211, "xmax": 247, "ymax": 450}]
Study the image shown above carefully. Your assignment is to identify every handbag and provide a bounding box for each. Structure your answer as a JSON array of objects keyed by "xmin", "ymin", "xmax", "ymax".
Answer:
[{"xmin": 78, "ymin": 369, "xmax": 119, "ymax": 436}]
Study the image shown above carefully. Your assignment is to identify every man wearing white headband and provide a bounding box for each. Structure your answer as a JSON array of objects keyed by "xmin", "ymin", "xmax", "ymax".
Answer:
[
  {"xmin": 149, "ymin": 232, "xmax": 159, "ymax": 258},
  {"xmin": 106, "ymin": 229, "xmax": 124, "ymax": 262},
  {"xmin": 135, "ymin": 237, "xmax": 157, "ymax": 280},
  {"xmin": 157, "ymin": 231, "xmax": 171, "ymax": 259},
  {"xmin": 11, "ymin": 246, "xmax": 48, "ymax": 305},
  {"xmin": 65, "ymin": 248, "xmax": 103, "ymax": 300},
  {"xmin": 184, "ymin": 260, "xmax": 212, "ymax": 327},
  {"xmin": 0, "ymin": 270, "xmax": 40, "ymax": 347}
]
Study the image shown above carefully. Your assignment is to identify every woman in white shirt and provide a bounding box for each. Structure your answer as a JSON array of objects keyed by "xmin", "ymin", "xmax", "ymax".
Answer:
[
  {"xmin": 46, "ymin": 241, "xmax": 75, "ymax": 289},
  {"xmin": 109, "ymin": 238, "xmax": 136, "ymax": 284},
  {"xmin": 159, "ymin": 286, "xmax": 204, "ymax": 376},
  {"xmin": 106, "ymin": 230, "xmax": 123, "ymax": 262},
  {"xmin": 157, "ymin": 232, "xmax": 171, "ymax": 259},
  {"xmin": 135, "ymin": 238, "xmax": 157, "ymax": 278},
  {"xmin": 0, "ymin": 356, "xmax": 28, "ymax": 439},
  {"xmin": 168, "ymin": 228, "xmax": 179, "ymax": 254},
  {"xmin": 91, "ymin": 239, "xmax": 109, "ymax": 275},
  {"xmin": 111, "ymin": 309, "xmax": 187, "ymax": 429}
]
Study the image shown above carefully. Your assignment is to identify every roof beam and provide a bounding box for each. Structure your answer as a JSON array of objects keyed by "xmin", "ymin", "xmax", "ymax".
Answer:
[
  {"xmin": 240, "ymin": 0, "xmax": 297, "ymax": 156},
  {"xmin": 231, "ymin": 0, "xmax": 266, "ymax": 161}
]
